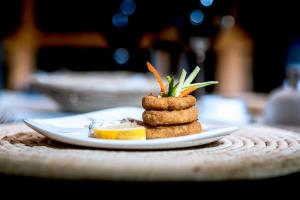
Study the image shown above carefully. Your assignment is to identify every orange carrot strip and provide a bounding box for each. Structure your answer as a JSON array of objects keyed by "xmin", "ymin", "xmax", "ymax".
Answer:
[
  {"xmin": 179, "ymin": 86, "xmax": 198, "ymax": 97},
  {"xmin": 146, "ymin": 62, "xmax": 166, "ymax": 93}
]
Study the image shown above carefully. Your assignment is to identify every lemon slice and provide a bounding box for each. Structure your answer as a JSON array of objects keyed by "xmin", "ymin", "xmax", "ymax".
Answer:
[{"xmin": 93, "ymin": 123, "xmax": 146, "ymax": 140}]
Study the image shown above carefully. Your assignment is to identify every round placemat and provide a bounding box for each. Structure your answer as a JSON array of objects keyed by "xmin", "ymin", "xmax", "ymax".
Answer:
[{"xmin": 1, "ymin": 123, "xmax": 300, "ymax": 181}]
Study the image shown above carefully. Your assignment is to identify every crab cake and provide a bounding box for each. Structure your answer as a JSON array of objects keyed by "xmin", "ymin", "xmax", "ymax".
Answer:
[
  {"xmin": 142, "ymin": 95, "xmax": 196, "ymax": 111},
  {"xmin": 145, "ymin": 121, "xmax": 202, "ymax": 139},
  {"xmin": 142, "ymin": 107, "xmax": 198, "ymax": 126}
]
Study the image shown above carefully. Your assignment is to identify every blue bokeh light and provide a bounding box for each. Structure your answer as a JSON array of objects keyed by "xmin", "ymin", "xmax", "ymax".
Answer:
[
  {"xmin": 200, "ymin": 0, "xmax": 213, "ymax": 7},
  {"xmin": 114, "ymin": 48, "xmax": 130, "ymax": 65},
  {"xmin": 120, "ymin": 0, "xmax": 136, "ymax": 15},
  {"xmin": 190, "ymin": 10, "xmax": 204, "ymax": 25},
  {"xmin": 112, "ymin": 13, "xmax": 128, "ymax": 28}
]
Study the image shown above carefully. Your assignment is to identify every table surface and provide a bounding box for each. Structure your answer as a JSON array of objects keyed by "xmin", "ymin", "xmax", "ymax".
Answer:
[
  {"xmin": 1, "ymin": 90, "xmax": 300, "ymax": 192},
  {"xmin": 1, "ymin": 123, "xmax": 300, "ymax": 182},
  {"xmin": 0, "ymin": 125, "xmax": 300, "ymax": 195}
]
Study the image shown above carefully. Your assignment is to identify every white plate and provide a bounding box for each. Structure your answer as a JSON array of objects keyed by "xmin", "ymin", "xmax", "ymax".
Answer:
[{"xmin": 24, "ymin": 107, "xmax": 239, "ymax": 150}]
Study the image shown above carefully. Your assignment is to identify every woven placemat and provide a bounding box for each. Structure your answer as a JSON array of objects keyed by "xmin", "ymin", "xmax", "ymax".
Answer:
[{"xmin": 1, "ymin": 123, "xmax": 300, "ymax": 181}]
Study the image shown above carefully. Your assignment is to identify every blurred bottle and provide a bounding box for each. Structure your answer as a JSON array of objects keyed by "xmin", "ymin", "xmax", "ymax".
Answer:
[
  {"xmin": 264, "ymin": 64, "xmax": 300, "ymax": 126},
  {"xmin": 214, "ymin": 15, "xmax": 253, "ymax": 97}
]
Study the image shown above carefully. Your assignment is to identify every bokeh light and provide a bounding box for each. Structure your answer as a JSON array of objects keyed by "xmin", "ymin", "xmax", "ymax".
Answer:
[
  {"xmin": 120, "ymin": 0, "xmax": 136, "ymax": 15},
  {"xmin": 190, "ymin": 10, "xmax": 204, "ymax": 25},
  {"xmin": 114, "ymin": 48, "xmax": 130, "ymax": 64},
  {"xmin": 112, "ymin": 13, "xmax": 128, "ymax": 28},
  {"xmin": 200, "ymin": 0, "xmax": 214, "ymax": 7}
]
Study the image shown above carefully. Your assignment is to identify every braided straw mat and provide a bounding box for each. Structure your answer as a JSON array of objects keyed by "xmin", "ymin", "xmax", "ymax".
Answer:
[{"xmin": 1, "ymin": 123, "xmax": 300, "ymax": 181}]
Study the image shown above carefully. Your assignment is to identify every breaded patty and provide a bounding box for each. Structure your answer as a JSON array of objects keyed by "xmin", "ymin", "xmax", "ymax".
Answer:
[
  {"xmin": 142, "ymin": 95, "xmax": 196, "ymax": 110},
  {"xmin": 142, "ymin": 107, "xmax": 198, "ymax": 126},
  {"xmin": 145, "ymin": 121, "xmax": 202, "ymax": 139}
]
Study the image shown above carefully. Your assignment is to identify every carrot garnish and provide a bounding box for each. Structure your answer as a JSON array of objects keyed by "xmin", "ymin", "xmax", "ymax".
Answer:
[
  {"xmin": 146, "ymin": 62, "xmax": 166, "ymax": 93},
  {"xmin": 179, "ymin": 86, "xmax": 198, "ymax": 97}
]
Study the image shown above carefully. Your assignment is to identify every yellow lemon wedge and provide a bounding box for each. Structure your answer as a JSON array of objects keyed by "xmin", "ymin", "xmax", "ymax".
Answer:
[{"xmin": 93, "ymin": 126, "xmax": 146, "ymax": 140}]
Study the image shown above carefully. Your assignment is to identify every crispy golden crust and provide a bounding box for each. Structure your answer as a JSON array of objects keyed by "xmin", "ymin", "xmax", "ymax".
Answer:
[
  {"xmin": 145, "ymin": 121, "xmax": 202, "ymax": 139},
  {"xmin": 142, "ymin": 95, "xmax": 196, "ymax": 111},
  {"xmin": 142, "ymin": 107, "xmax": 198, "ymax": 126}
]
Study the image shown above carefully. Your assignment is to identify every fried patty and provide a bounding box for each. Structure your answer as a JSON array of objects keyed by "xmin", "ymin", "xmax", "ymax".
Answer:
[
  {"xmin": 142, "ymin": 95, "xmax": 196, "ymax": 110},
  {"xmin": 142, "ymin": 107, "xmax": 198, "ymax": 126},
  {"xmin": 145, "ymin": 121, "xmax": 202, "ymax": 139}
]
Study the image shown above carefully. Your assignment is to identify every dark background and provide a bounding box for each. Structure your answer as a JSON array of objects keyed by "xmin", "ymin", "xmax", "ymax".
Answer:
[
  {"xmin": 1, "ymin": 0, "xmax": 300, "ymax": 92},
  {"xmin": 0, "ymin": 172, "xmax": 299, "ymax": 197}
]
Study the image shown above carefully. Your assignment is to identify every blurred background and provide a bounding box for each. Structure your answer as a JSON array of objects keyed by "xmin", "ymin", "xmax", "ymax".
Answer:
[{"xmin": 1, "ymin": 0, "xmax": 300, "ymax": 126}]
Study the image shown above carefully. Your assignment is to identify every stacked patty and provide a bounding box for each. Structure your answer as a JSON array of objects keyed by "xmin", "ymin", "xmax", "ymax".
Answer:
[{"xmin": 142, "ymin": 95, "xmax": 202, "ymax": 139}]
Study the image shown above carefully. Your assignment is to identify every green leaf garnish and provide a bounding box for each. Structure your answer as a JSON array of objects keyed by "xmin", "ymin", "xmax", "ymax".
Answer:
[
  {"xmin": 183, "ymin": 81, "xmax": 219, "ymax": 89},
  {"xmin": 167, "ymin": 77, "xmax": 175, "ymax": 96},
  {"xmin": 171, "ymin": 83, "xmax": 178, "ymax": 96},
  {"xmin": 183, "ymin": 66, "xmax": 200, "ymax": 88},
  {"xmin": 160, "ymin": 66, "xmax": 218, "ymax": 97},
  {"xmin": 174, "ymin": 69, "xmax": 187, "ymax": 97},
  {"xmin": 166, "ymin": 75, "xmax": 172, "ymax": 84}
]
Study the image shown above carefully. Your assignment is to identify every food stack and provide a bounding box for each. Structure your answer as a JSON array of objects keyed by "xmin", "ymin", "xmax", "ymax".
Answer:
[
  {"xmin": 142, "ymin": 95, "xmax": 202, "ymax": 139},
  {"xmin": 142, "ymin": 62, "xmax": 218, "ymax": 139}
]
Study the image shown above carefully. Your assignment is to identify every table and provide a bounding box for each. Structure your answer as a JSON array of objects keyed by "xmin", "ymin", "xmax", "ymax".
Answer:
[
  {"xmin": 1, "ymin": 91, "xmax": 300, "ymax": 196},
  {"xmin": 1, "ymin": 123, "xmax": 300, "ymax": 178},
  {"xmin": 1, "ymin": 123, "xmax": 300, "ymax": 197}
]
